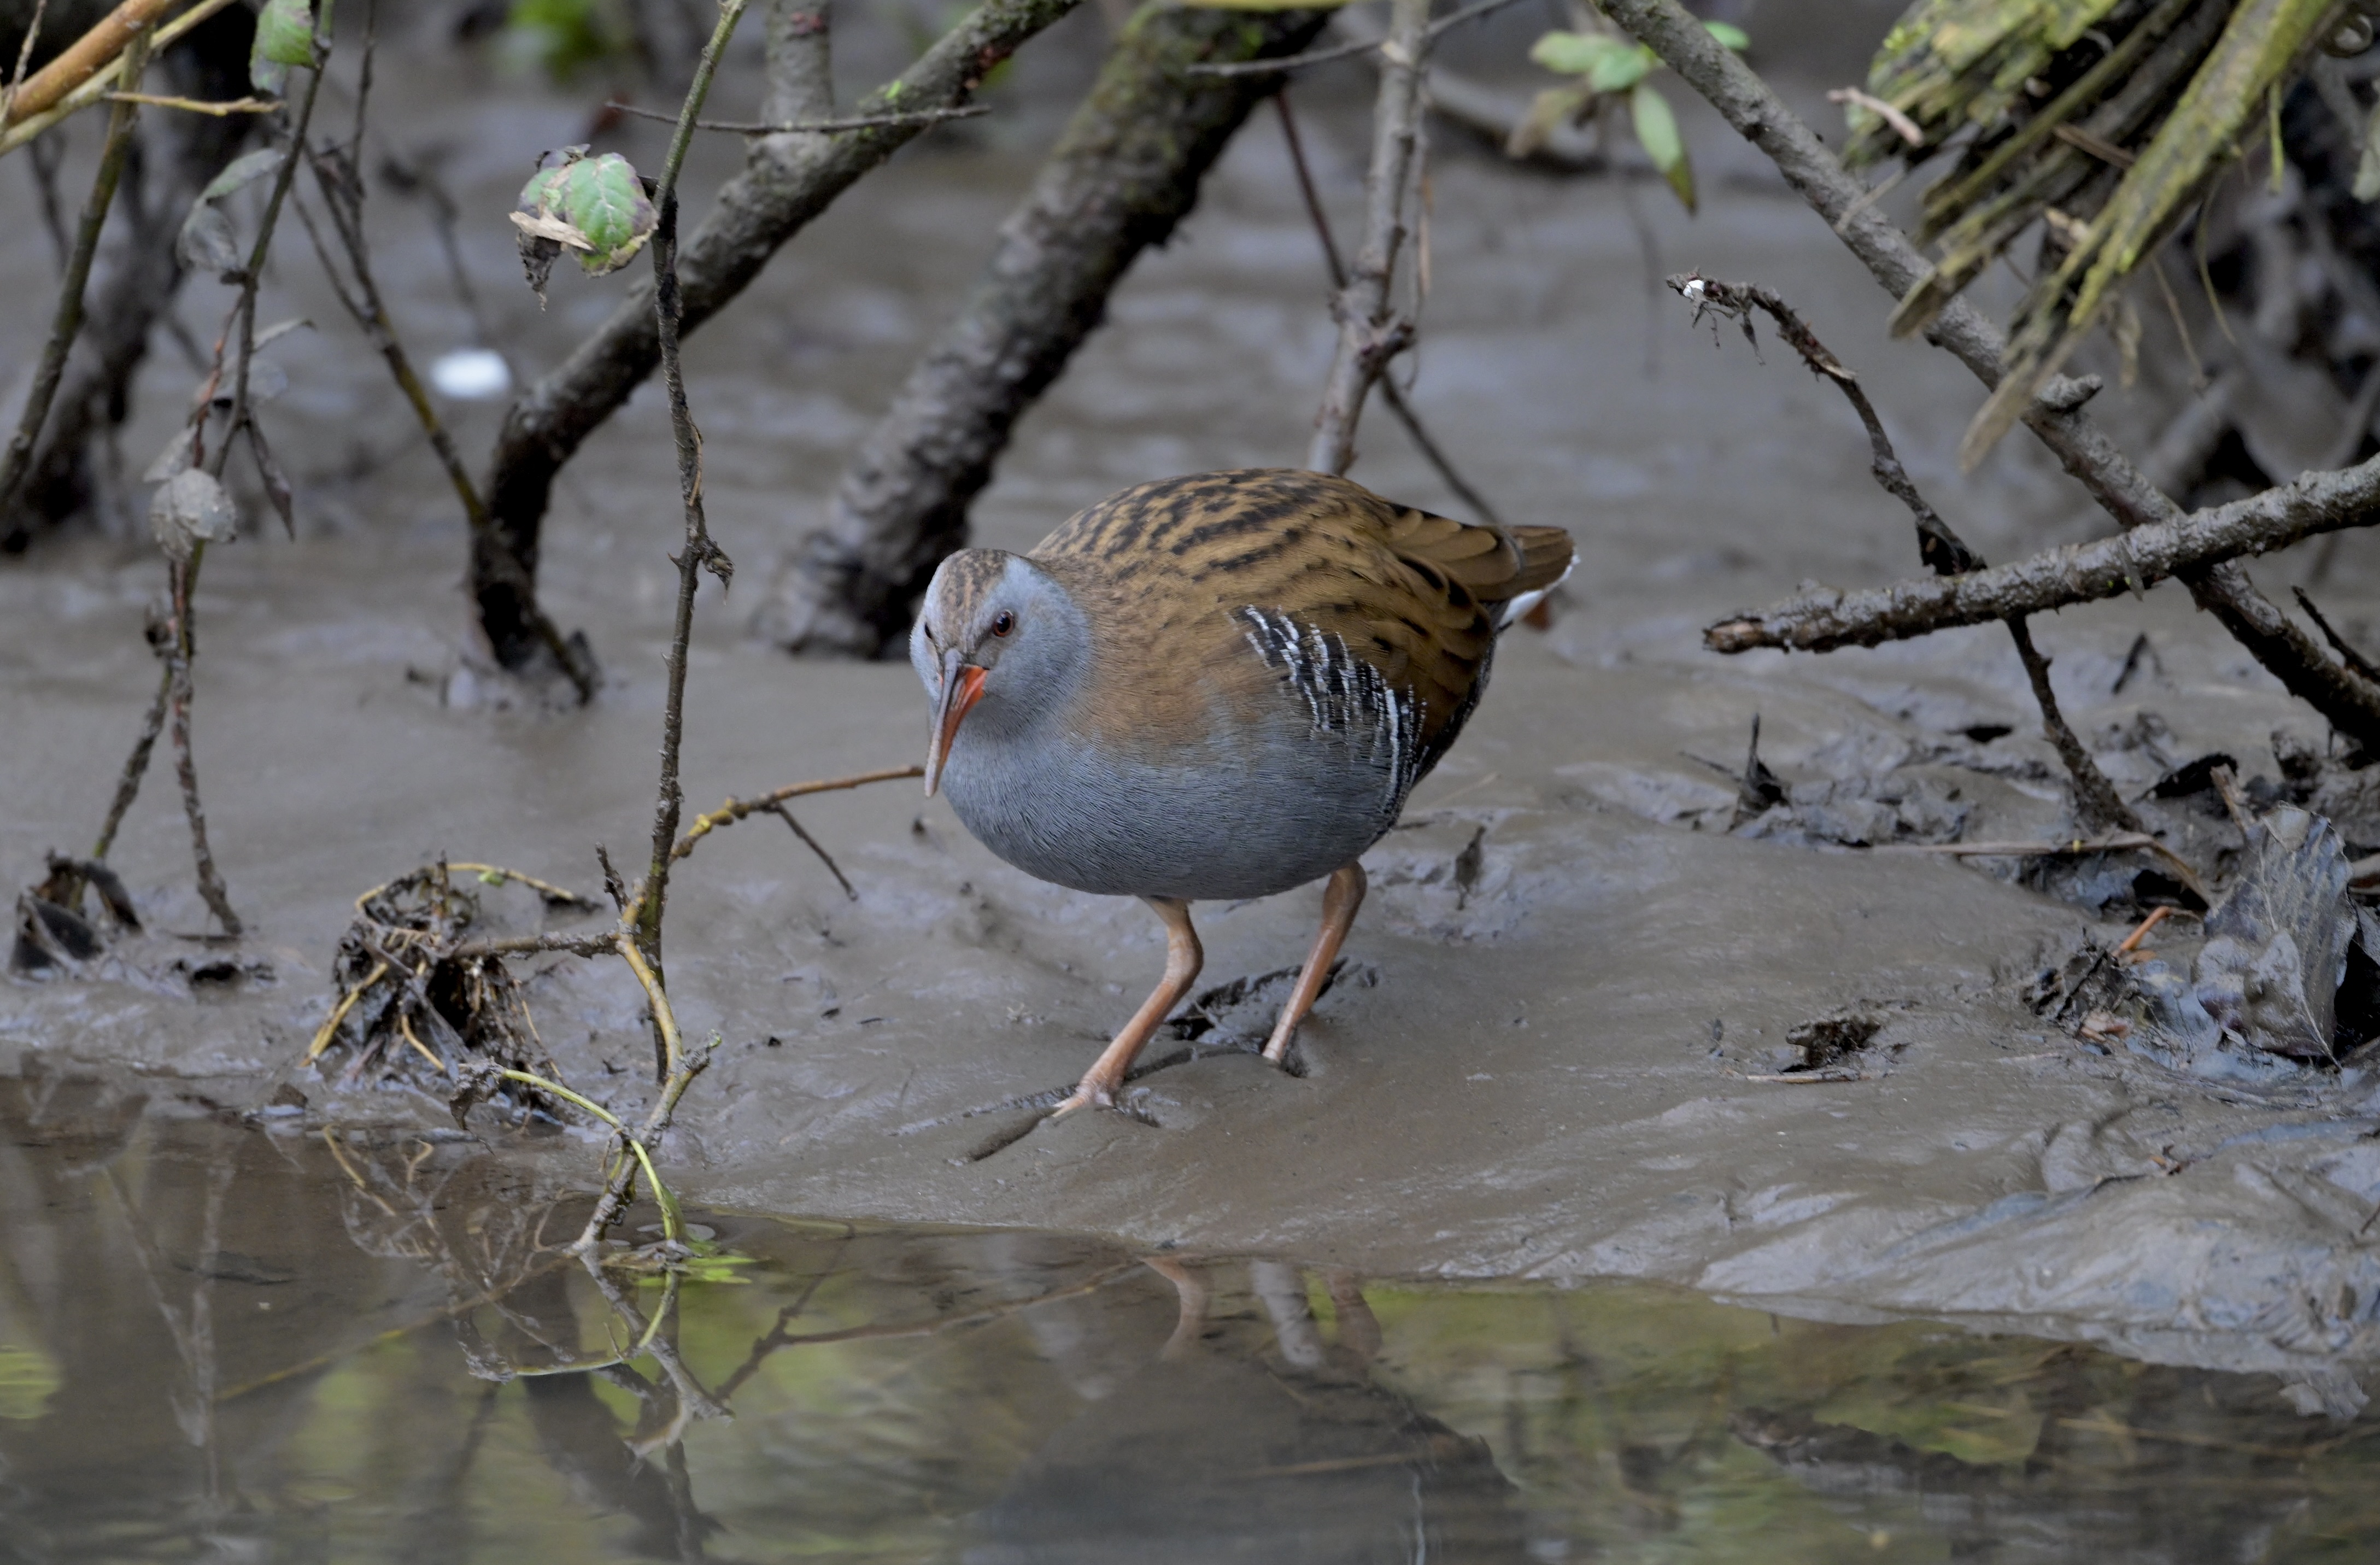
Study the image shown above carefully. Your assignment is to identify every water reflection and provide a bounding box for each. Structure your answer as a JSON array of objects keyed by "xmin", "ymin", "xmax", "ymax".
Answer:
[{"xmin": 0, "ymin": 1063, "xmax": 2372, "ymax": 1562}]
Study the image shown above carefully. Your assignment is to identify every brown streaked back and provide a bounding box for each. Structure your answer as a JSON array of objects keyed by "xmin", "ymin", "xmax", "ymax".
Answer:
[{"xmin": 1031, "ymin": 468, "xmax": 1573, "ymax": 763}]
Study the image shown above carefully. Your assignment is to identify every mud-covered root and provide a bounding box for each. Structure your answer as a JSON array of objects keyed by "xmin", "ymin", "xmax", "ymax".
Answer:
[
  {"xmin": 303, "ymin": 860, "xmax": 591, "ymax": 1106},
  {"xmin": 9, "ymin": 853, "xmax": 141, "ymax": 975}
]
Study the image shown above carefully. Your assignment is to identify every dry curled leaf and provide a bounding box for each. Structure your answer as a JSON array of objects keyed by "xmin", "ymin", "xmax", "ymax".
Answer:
[{"xmin": 148, "ymin": 468, "xmax": 240, "ymax": 562}]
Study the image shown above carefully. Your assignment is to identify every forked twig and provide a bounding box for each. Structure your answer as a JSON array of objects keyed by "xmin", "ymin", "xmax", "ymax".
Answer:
[
  {"xmin": 0, "ymin": 0, "xmax": 244, "ymax": 157},
  {"xmin": 1275, "ymin": 92, "xmax": 1503, "ymax": 528},
  {"xmin": 1668, "ymin": 272, "xmax": 2139, "ymax": 834},
  {"xmin": 671, "ymin": 764, "xmax": 921, "ymax": 863},
  {"xmin": 1307, "ymin": 0, "xmax": 1432, "ymax": 476}
]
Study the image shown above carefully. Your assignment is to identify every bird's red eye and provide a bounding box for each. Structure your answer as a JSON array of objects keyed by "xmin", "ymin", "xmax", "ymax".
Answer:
[{"xmin": 990, "ymin": 611, "xmax": 1015, "ymax": 637}]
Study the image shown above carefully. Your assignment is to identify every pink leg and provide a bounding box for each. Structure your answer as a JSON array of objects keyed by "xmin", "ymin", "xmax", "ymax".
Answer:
[
  {"xmin": 1262, "ymin": 861, "xmax": 1365, "ymax": 1064},
  {"xmin": 1052, "ymin": 896, "xmax": 1202, "ymax": 1116}
]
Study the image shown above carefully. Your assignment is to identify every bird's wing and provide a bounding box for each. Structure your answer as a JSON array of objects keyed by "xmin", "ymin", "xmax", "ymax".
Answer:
[{"xmin": 1036, "ymin": 469, "xmax": 1573, "ymax": 763}]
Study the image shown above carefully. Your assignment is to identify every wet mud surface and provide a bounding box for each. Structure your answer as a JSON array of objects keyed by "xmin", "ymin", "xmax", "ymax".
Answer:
[{"xmin": 9, "ymin": 7, "xmax": 2380, "ymax": 1422}]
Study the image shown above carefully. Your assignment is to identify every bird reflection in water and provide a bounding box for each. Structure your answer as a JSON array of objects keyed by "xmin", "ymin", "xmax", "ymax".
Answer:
[{"xmin": 966, "ymin": 1251, "xmax": 1531, "ymax": 1564}]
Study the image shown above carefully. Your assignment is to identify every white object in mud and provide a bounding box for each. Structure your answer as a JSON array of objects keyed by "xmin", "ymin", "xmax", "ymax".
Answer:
[{"xmin": 429, "ymin": 348, "xmax": 510, "ymax": 400}]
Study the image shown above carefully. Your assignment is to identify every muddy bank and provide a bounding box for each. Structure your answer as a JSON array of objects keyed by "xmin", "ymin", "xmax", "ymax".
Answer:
[{"xmin": 9, "ymin": 18, "xmax": 2380, "ymax": 1386}]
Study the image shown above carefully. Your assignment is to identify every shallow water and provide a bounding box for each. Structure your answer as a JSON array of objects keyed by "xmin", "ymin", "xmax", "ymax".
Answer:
[{"xmin": 0, "ymin": 1080, "xmax": 2369, "ymax": 1564}]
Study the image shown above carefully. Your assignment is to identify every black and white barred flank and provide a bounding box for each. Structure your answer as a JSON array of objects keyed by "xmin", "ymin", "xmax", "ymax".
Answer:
[{"xmin": 1235, "ymin": 606, "xmax": 1424, "ymax": 811}]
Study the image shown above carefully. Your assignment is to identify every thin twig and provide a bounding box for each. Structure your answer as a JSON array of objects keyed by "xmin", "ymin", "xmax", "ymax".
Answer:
[
  {"xmin": 1668, "ymin": 273, "xmax": 2137, "ymax": 833},
  {"xmin": 1826, "ymin": 86, "xmax": 1920, "ymax": 146},
  {"xmin": 0, "ymin": 0, "xmax": 173, "ymax": 125},
  {"xmin": 92, "ymin": 664, "xmax": 169, "ymax": 860},
  {"xmin": 2115, "ymin": 905, "xmax": 2172, "ymax": 955},
  {"xmin": 378, "ymin": 148, "xmax": 512, "ymax": 377},
  {"xmin": 601, "ymin": 99, "xmax": 986, "ymax": 134},
  {"xmin": 0, "ymin": 0, "xmax": 242, "ymax": 157},
  {"xmin": 767, "ymin": 804, "xmax": 855, "ymax": 900},
  {"xmin": 444, "ymin": 930, "xmax": 617, "ymax": 961},
  {"xmin": 1275, "ymin": 91, "xmax": 1502, "ymax": 526},
  {"xmin": 293, "ymin": 130, "xmax": 603, "ymax": 697},
  {"xmin": 0, "ymin": 24, "xmax": 149, "ymax": 512},
  {"xmin": 2293, "ymin": 588, "xmax": 2380, "ymax": 684},
  {"xmin": 523, "ymin": 1, "xmax": 754, "ymax": 1257},
  {"xmin": 1308, "ymin": 0, "xmax": 1433, "ymax": 476},
  {"xmin": 153, "ymin": 7, "xmax": 338, "ymax": 939},
  {"xmin": 1878, "ymin": 832, "xmax": 2210, "ymax": 904},
  {"xmin": 4, "ymin": 0, "xmax": 49, "ymax": 107},
  {"xmin": 1602, "ymin": 0, "xmax": 2380, "ymax": 753},
  {"xmin": 167, "ymin": 648, "xmax": 238, "ymax": 935},
  {"xmin": 26, "ymin": 128, "xmax": 68, "ymax": 269},
  {"xmin": 101, "ymin": 91, "xmax": 281, "ymax": 115},
  {"xmin": 1188, "ymin": 0, "xmax": 1528, "ymax": 78},
  {"xmin": 669, "ymin": 764, "xmax": 921, "ymax": 861},
  {"xmin": 632, "ymin": 0, "xmax": 754, "ymax": 1023}
]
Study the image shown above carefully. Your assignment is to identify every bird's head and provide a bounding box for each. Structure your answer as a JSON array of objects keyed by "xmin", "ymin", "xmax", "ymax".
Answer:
[{"xmin": 910, "ymin": 549, "xmax": 1085, "ymax": 795}]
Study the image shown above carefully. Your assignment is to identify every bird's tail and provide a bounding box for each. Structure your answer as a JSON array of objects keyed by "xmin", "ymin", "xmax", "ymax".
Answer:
[{"xmin": 1491, "ymin": 525, "xmax": 1575, "ymax": 629}]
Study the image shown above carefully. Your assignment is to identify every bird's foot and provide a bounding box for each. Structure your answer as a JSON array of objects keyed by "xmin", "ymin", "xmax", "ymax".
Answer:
[
  {"xmin": 1046, "ymin": 1083, "xmax": 1111, "ymax": 1120},
  {"xmin": 1048, "ymin": 1077, "xmax": 1157, "ymax": 1124},
  {"xmin": 946, "ymin": 1080, "xmax": 1154, "ymax": 1162}
]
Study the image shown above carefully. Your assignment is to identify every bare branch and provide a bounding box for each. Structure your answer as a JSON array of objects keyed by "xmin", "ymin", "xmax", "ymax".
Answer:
[
  {"xmin": 1703, "ymin": 449, "xmax": 2380, "ymax": 653},
  {"xmin": 1278, "ymin": 91, "xmax": 1503, "ymax": 527},
  {"xmin": 475, "ymin": 0, "xmax": 1081, "ymax": 672},
  {"xmin": 1601, "ymin": 0, "xmax": 2380, "ymax": 752},
  {"xmin": 627, "ymin": 0, "xmax": 752, "ymax": 1082},
  {"xmin": 294, "ymin": 121, "xmax": 597, "ymax": 698},
  {"xmin": 0, "ymin": 24, "xmax": 148, "ymax": 512},
  {"xmin": 1188, "ymin": 0, "xmax": 1528, "ymax": 78},
  {"xmin": 101, "ymin": 90, "xmax": 279, "ymax": 114},
  {"xmin": 0, "ymin": 0, "xmax": 174, "ymax": 125},
  {"xmin": 0, "ymin": 0, "xmax": 241, "ymax": 156},
  {"xmin": 601, "ymin": 101, "xmax": 987, "ymax": 134},
  {"xmin": 1668, "ymin": 273, "xmax": 2136, "ymax": 832},
  {"xmin": 753, "ymin": 2, "xmax": 1323, "ymax": 654},
  {"xmin": 1308, "ymin": 0, "xmax": 1431, "ymax": 476}
]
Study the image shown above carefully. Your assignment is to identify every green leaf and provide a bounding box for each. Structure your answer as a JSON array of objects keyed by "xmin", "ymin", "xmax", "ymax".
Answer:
[
  {"xmin": 250, "ymin": 0, "xmax": 313, "ymax": 91},
  {"xmin": 1631, "ymin": 83, "xmax": 1695, "ymax": 213},
  {"xmin": 1591, "ymin": 44, "xmax": 1655, "ymax": 93},
  {"xmin": 558, "ymin": 151, "xmax": 657, "ymax": 275},
  {"xmin": 1703, "ymin": 20, "xmax": 1750, "ymax": 50},
  {"xmin": 1533, "ymin": 32, "xmax": 1655, "ymax": 92}
]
